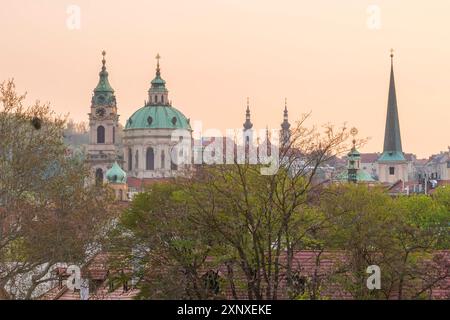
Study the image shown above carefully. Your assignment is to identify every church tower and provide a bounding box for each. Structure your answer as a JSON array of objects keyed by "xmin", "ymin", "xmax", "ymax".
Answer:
[
  {"xmin": 87, "ymin": 51, "xmax": 121, "ymax": 184},
  {"xmin": 377, "ymin": 50, "xmax": 408, "ymax": 184}
]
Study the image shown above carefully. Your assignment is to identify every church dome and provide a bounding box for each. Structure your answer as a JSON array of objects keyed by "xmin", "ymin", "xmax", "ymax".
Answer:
[
  {"xmin": 106, "ymin": 162, "xmax": 127, "ymax": 184},
  {"xmin": 125, "ymin": 105, "xmax": 191, "ymax": 130}
]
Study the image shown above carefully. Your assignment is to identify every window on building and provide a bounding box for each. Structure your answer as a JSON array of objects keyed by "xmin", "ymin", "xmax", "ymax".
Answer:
[
  {"xmin": 161, "ymin": 95, "xmax": 164, "ymax": 104},
  {"xmin": 97, "ymin": 125, "xmax": 105, "ymax": 144},
  {"xmin": 128, "ymin": 148, "xmax": 132, "ymax": 171},
  {"xmin": 155, "ymin": 95, "xmax": 158, "ymax": 103},
  {"xmin": 112, "ymin": 126, "xmax": 115, "ymax": 144},
  {"xmin": 146, "ymin": 147, "xmax": 154, "ymax": 170},
  {"xmin": 389, "ymin": 167, "xmax": 395, "ymax": 175}
]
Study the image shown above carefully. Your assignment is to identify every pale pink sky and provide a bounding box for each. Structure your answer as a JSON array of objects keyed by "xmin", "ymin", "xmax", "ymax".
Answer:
[{"xmin": 1, "ymin": 0, "xmax": 449, "ymax": 158}]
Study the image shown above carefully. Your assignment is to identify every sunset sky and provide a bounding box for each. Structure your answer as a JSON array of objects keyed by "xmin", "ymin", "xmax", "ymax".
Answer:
[{"xmin": 1, "ymin": 0, "xmax": 449, "ymax": 158}]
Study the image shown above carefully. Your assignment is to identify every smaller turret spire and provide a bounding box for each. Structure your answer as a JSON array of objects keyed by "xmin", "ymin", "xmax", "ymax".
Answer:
[
  {"xmin": 243, "ymin": 97, "xmax": 253, "ymax": 130},
  {"xmin": 281, "ymin": 98, "xmax": 291, "ymax": 145},
  {"xmin": 92, "ymin": 50, "xmax": 116, "ymax": 107},
  {"xmin": 94, "ymin": 50, "xmax": 114, "ymax": 93}
]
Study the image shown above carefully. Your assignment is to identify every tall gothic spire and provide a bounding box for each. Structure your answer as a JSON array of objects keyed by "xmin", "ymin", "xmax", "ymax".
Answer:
[
  {"xmin": 381, "ymin": 49, "xmax": 404, "ymax": 160},
  {"xmin": 243, "ymin": 97, "xmax": 253, "ymax": 130}
]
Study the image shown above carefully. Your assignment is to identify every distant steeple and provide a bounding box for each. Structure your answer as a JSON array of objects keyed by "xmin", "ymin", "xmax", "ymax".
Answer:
[
  {"xmin": 92, "ymin": 50, "xmax": 116, "ymax": 106},
  {"xmin": 380, "ymin": 50, "xmax": 405, "ymax": 161},
  {"xmin": 281, "ymin": 98, "xmax": 291, "ymax": 145},
  {"xmin": 148, "ymin": 53, "xmax": 169, "ymax": 106},
  {"xmin": 243, "ymin": 97, "xmax": 253, "ymax": 131}
]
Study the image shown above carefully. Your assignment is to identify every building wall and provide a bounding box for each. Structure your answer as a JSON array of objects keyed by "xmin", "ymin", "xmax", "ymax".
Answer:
[
  {"xmin": 123, "ymin": 128, "xmax": 191, "ymax": 179},
  {"xmin": 378, "ymin": 161, "xmax": 409, "ymax": 184}
]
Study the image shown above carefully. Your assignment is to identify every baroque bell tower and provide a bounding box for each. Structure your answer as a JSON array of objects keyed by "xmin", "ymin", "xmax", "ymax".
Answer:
[{"xmin": 87, "ymin": 51, "xmax": 121, "ymax": 183}]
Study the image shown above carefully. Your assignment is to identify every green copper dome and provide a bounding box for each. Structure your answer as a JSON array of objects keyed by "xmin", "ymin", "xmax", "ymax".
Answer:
[
  {"xmin": 106, "ymin": 162, "xmax": 127, "ymax": 184},
  {"xmin": 336, "ymin": 170, "xmax": 376, "ymax": 182},
  {"xmin": 125, "ymin": 105, "xmax": 191, "ymax": 130}
]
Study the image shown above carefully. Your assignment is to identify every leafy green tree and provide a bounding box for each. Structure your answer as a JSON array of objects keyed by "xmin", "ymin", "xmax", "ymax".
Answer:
[
  {"xmin": 319, "ymin": 184, "xmax": 449, "ymax": 299},
  {"xmin": 0, "ymin": 80, "xmax": 115, "ymax": 299},
  {"xmin": 107, "ymin": 183, "xmax": 216, "ymax": 299}
]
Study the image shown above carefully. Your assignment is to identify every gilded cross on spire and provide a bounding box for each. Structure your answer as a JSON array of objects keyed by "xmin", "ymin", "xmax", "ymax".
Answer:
[{"xmin": 390, "ymin": 48, "xmax": 394, "ymax": 65}]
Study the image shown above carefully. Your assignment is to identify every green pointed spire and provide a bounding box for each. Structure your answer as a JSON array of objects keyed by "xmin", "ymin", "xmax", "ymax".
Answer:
[
  {"xmin": 94, "ymin": 50, "xmax": 114, "ymax": 93},
  {"xmin": 92, "ymin": 51, "xmax": 116, "ymax": 107},
  {"xmin": 379, "ymin": 50, "xmax": 405, "ymax": 162}
]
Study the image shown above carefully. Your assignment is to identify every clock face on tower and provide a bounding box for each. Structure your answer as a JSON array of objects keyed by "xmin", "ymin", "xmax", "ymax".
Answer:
[{"xmin": 96, "ymin": 107, "xmax": 106, "ymax": 118}]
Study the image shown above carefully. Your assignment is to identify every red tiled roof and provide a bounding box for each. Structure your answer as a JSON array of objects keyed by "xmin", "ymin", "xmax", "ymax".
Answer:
[
  {"xmin": 360, "ymin": 153, "xmax": 380, "ymax": 163},
  {"xmin": 127, "ymin": 177, "xmax": 173, "ymax": 190}
]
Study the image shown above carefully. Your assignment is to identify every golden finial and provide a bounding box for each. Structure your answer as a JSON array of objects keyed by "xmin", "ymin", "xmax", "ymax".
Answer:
[
  {"xmin": 350, "ymin": 127, "xmax": 358, "ymax": 148},
  {"xmin": 390, "ymin": 48, "xmax": 394, "ymax": 58},
  {"xmin": 155, "ymin": 53, "xmax": 161, "ymax": 75},
  {"xmin": 101, "ymin": 50, "xmax": 106, "ymax": 68}
]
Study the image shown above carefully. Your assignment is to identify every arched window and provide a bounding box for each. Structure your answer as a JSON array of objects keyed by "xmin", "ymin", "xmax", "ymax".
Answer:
[
  {"xmin": 161, "ymin": 150, "xmax": 165, "ymax": 169},
  {"xmin": 146, "ymin": 147, "xmax": 154, "ymax": 170},
  {"xmin": 128, "ymin": 148, "xmax": 132, "ymax": 171},
  {"xmin": 161, "ymin": 95, "xmax": 164, "ymax": 104},
  {"xmin": 155, "ymin": 95, "xmax": 158, "ymax": 103},
  {"xmin": 95, "ymin": 168, "xmax": 103, "ymax": 185},
  {"xmin": 97, "ymin": 126, "xmax": 105, "ymax": 144},
  {"xmin": 135, "ymin": 150, "xmax": 139, "ymax": 170},
  {"xmin": 112, "ymin": 126, "xmax": 115, "ymax": 144}
]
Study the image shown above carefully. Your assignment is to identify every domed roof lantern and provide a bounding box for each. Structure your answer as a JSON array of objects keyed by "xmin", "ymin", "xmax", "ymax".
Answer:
[{"xmin": 148, "ymin": 53, "xmax": 169, "ymax": 105}]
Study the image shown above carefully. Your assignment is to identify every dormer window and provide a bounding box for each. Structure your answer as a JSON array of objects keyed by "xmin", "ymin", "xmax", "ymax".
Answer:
[
  {"xmin": 147, "ymin": 116, "xmax": 153, "ymax": 125},
  {"xmin": 171, "ymin": 117, "xmax": 177, "ymax": 125}
]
